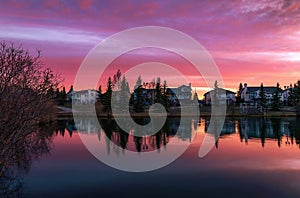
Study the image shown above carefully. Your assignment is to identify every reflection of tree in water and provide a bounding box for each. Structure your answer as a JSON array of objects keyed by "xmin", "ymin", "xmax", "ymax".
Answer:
[
  {"xmin": 236, "ymin": 117, "xmax": 300, "ymax": 148},
  {"xmin": 271, "ymin": 118, "xmax": 282, "ymax": 147},
  {"xmin": 97, "ymin": 117, "xmax": 193, "ymax": 153},
  {"xmin": 288, "ymin": 117, "xmax": 300, "ymax": 147},
  {"xmin": 203, "ymin": 117, "xmax": 236, "ymax": 148},
  {"xmin": 0, "ymin": 124, "xmax": 55, "ymax": 197},
  {"xmin": 260, "ymin": 118, "xmax": 266, "ymax": 147}
]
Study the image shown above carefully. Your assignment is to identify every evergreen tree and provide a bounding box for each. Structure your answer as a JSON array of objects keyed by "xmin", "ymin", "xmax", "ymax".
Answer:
[
  {"xmin": 62, "ymin": 86, "xmax": 66, "ymax": 96},
  {"xmin": 97, "ymin": 85, "xmax": 102, "ymax": 101},
  {"xmin": 155, "ymin": 77, "xmax": 163, "ymax": 104},
  {"xmin": 236, "ymin": 83, "xmax": 243, "ymax": 104},
  {"xmin": 112, "ymin": 69, "xmax": 122, "ymax": 90},
  {"xmin": 134, "ymin": 76, "xmax": 145, "ymax": 112},
  {"xmin": 125, "ymin": 82, "xmax": 130, "ymax": 94},
  {"xmin": 162, "ymin": 80, "xmax": 170, "ymax": 111},
  {"xmin": 61, "ymin": 86, "xmax": 67, "ymax": 102},
  {"xmin": 193, "ymin": 90, "xmax": 199, "ymax": 112},
  {"xmin": 66, "ymin": 85, "xmax": 73, "ymax": 101},
  {"xmin": 288, "ymin": 83, "xmax": 297, "ymax": 105},
  {"xmin": 258, "ymin": 83, "xmax": 267, "ymax": 108},
  {"xmin": 289, "ymin": 80, "xmax": 300, "ymax": 105},
  {"xmin": 296, "ymin": 80, "xmax": 300, "ymax": 103},
  {"xmin": 55, "ymin": 88, "xmax": 60, "ymax": 99},
  {"xmin": 57, "ymin": 86, "xmax": 66, "ymax": 105},
  {"xmin": 212, "ymin": 80, "xmax": 219, "ymax": 105},
  {"xmin": 102, "ymin": 77, "xmax": 113, "ymax": 112},
  {"xmin": 68, "ymin": 85, "xmax": 73, "ymax": 94},
  {"xmin": 119, "ymin": 75, "xmax": 130, "ymax": 112},
  {"xmin": 271, "ymin": 82, "xmax": 282, "ymax": 111}
]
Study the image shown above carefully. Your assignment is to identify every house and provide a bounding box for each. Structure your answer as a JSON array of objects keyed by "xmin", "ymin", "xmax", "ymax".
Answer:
[
  {"xmin": 72, "ymin": 89, "xmax": 98, "ymax": 104},
  {"xmin": 240, "ymin": 83, "xmax": 282, "ymax": 105},
  {"xmin": 132, "ymin": 83, "xmax": 193, "ymax": 107},
  {"xmin": 203, "ymin": 88, "xmax": 236, "ymax": 105},
  {"xmin": 166, "ymin": 83, "xmax": 192, "ymax": 106},
  {"xmin": 281, "ymin": 86, "xmax": 292, "ymax": 105}
]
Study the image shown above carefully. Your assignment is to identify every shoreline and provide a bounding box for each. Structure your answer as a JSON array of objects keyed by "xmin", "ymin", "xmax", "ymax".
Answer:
[{"xmin": 57, "ymin": 109, "xmax": 299, "ymax": 119}]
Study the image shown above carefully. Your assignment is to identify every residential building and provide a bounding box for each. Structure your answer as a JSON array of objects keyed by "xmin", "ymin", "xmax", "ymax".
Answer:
[
  {"xmin": 166, "ymin": 83, "xmax": 192, "ymax": 106},
  {"xmin": 281, "ymin": 86, "xmax": 292, "ymax": 105},
  {"xmin": 203, "ymin": 88, "xmax": 236, "ymax": 105},
  {"xmin": 72, "ymin": 89, "xmax": 98, "ymax": 104},
  {"xmin": 240, "ymin": 83, "xmax": 282, "ymax": 105}
]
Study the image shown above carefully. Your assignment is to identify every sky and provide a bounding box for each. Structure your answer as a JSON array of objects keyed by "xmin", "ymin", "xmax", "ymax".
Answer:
[{"xmin": 0, "ymin": 0, "xmax": 300, "ymax": 97}]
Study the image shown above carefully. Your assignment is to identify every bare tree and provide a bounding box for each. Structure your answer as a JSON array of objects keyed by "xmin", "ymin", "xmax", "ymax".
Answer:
[{"xmin": 0, "ymin": 41, "xmax": 61, "ymax": 181}]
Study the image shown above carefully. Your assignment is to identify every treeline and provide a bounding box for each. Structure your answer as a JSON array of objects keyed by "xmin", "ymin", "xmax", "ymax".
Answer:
[
  {"xmin": 97, "ymin": 69, "xmax": 171, "ymax": 113},
  {"xmin": 48, "ymin": 85, "xmax": 73, "ymax": 106}
]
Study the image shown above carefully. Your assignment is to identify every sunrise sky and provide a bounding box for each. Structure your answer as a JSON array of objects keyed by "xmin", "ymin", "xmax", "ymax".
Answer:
[{"xmin": 1, "ymin": 0, "xmax": 300, "ymax": 97}]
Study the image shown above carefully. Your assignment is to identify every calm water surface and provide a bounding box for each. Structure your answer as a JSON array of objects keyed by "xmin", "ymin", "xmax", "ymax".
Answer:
[{"xmin": 3, "ymin": 117, "xmax": 300, "ymax": 198}]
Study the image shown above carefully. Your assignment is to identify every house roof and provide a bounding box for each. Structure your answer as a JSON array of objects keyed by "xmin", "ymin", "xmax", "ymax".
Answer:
[
  {"xmin": 166, "ymin": 85, "xmax": 192, "ymax": 94},
  {"xmin": 177, "ymin": 85, "xmax": 192, "ymax": 90},
  {"xmin": 203, "ymin": 88, "xmax": 235, "ymax": 96},
  {"xmin": 245, "ymin": 86, "xmax": 282, "ymax": 93},
  {"xmin": 166, "ymin": 88, "xmax": 179, "ymax": 94},
  {"xmin": 73, "ymin": 89, "xmax": 97, "ymax": 94}
]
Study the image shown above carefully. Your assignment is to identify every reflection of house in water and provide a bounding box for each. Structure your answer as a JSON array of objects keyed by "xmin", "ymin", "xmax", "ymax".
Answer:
[
  {"xmin": 203, "ymin": 117, "xmax": 236, "ymax": 136},
  {"xmin": 238, "ymin": 118, "xmax": 284, "ymax": 140},
  {"xmin": 164, "ymin": 118, "xmax": 193, "ymax": 142},
  {"xmin": 74, "ymin": 118, "xmax": 100, "ymax": 134}
]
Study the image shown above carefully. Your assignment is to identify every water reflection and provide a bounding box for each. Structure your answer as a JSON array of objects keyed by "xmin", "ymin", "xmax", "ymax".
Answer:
[
  {"xmin": 202, "ymin": 117, "xmax": 300, "ymax": 148},
  {"xmin": 1, "ymin": 116, "xmax": 300, "ymax": 197},
  {"xmin": 97, "ymin": 117, "xmax": 192, "ymax": 152},
  {"xmin": 68, "ymin": 116, "xmax": 300, "ymax": 152},
  {"xmin": 0, "ymin": 124, "xmax": 55, "ymax": 197}
]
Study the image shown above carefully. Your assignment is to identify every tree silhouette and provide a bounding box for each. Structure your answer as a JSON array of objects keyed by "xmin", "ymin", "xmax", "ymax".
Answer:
[
  {"xmin": 162, "ymin": 80, "xmax": 170, "ymax": 111},
  {"xmin": 236, "ymin": 82, "xmax": 243, "ymax": 104},
  {"xmin": 133, "ymin": 76, "xmax": 145, "ymax": 112},
  {"xmin": 112, "ymin": 69, "xmax": 122, "ymax": 90},
  {"xmin": 258, "ymin": 83, "xmax": 267, "ymax": 108},
  {"xmin": 0, "ymin": 41, "xmax": 60, "ymax": 130},
  {"xmin": 102, "ymin": 77, "xmax": 113, "ymax": 112},
  {"xmin": 155, "ymin": 77, "xmax": 163, "ymax": 104},
  {"xmin": 97, "ymin": 85, "xmax": 102, "ymax": 101},
  {"xmin": 271, "ymin": 82, "xmax": 282, "ymax": 111},
  {"xmin": 67, "ymin": 85, "xmax": 73, "ymax": 94},
  {"xmin": 0, "ymin": 41, "xmax": 59, "ymax": 196},
  {"xmin": 117, "ymin": 75, "xmax": 130, "ymax": 113},
  {"xmin": 288, "ymin": 80, "xmax": 300, "ymax": 106},
  {"xmin": 212, "ymin": 80, "xmax": 219, "ymax": 105}
]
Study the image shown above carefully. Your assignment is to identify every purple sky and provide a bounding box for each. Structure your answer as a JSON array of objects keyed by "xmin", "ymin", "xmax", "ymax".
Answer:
[{"xmin": 1, "ymin": 0, "xmax": 300, "ymax": 94}]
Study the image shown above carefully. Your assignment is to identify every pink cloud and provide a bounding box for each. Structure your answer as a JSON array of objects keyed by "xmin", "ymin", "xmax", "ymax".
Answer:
[
  {"xmin": 79, "ymin": 0, "xmax": 93, "ymax": 10},
  {"xmin": 0, "ymin": 0, "xmax": 299, "ymax": 91}
]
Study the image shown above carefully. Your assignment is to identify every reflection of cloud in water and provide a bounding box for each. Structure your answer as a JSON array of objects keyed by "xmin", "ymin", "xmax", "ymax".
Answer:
[{"xmin": 223, "ymin": 159, "xmax": 300, "ymax": 171}]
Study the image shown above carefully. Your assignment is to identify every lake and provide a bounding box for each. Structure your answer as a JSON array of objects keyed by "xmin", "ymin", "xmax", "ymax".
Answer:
[{"xmin": 2, "ymin": 116, "xmax": 300, "ymax": 198}]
